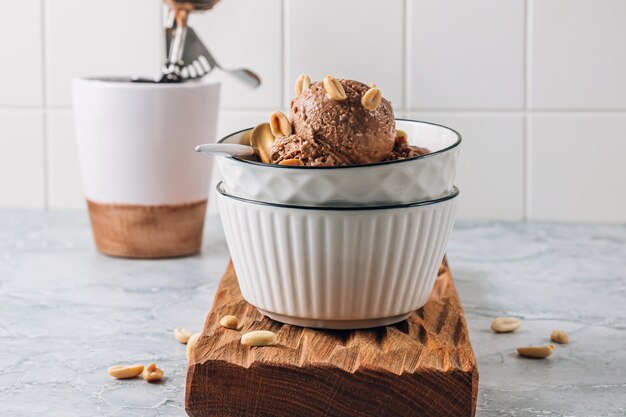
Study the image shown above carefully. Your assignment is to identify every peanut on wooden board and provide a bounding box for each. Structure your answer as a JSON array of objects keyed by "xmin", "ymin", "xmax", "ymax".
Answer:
[
  {"xmin": 174, "ymin": 328, "xmax": 193, "ymax": 344},
  {"xmin": 550, "ymin": 329, "xmax": 569, "ymax": 344},
  {"xmin": 517, "ymin": 344, "xmax": 555, "ymax": 359},
  {"xmin": 323, "ymin": 75, "xmax": 347, "ymax": 101},
  {"xmin": 186, "ymin": 332, "xmax": 201, "ymax": 362},
  {"xmin": 143, "ymin": 362, "xmax": 164, "ymax": 383},
  {"xmin": 107, "ymin": 364, "xmax": 144, "ymax": 379},
  {"xmin": 241, "ymin": 330, "xmax": 277, "ymax": 347},
  {"xmin": 491, "ymin": 317, "xmax": 521, "ymax": 333},
  {"xmin": 220, "ymin": 315, "xmax": 239, "ymax": 329}
]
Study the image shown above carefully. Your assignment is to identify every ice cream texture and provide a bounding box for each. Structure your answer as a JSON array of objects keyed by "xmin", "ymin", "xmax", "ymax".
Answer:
[{"xmin": 269, "ymin": 75, "xmax": 428, "ymax": 166}]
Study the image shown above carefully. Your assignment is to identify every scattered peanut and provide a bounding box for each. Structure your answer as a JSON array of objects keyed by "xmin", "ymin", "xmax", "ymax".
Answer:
[
  {"xmin": 186, "ymin": 332, "xmax": 201, "ymax": 362},
  {"xmin": 295, "ymin": 73, "xmax": 312, "ymax": 96},
  {"xmin": 241, "ymin": 330, "xmax": 277, "ymax": 347},
  {"xmin": 396, "ymin": 129, "xmax": 408, "ymax": 142},
  {"xmin": 174, "ymin": 328, "xmax": 192, "ymax": 344},
  {"xmin": 361, "ymin": 87, "xmax": 382, "ymax": 111},
  {"xmin": 220, "ymin": 315, "xmax": 239, "ymax": 329},
  {"xmin": 491, "ymin": 317, "xmax": 521, "ymax": 333},
  {"xmin": 269, "ymin": 111, "xmax": 292, "ymax": 138},
  {"xmin": 107, "ymin": 364, "xmax": 144, "ymax": 380},
  {"xmin": 550, "ymin": 329, "xmax": 569, "ymax": 344},
  {"xmin": 142, "ymin": 362, "xmax": 164, "ymax": 382},
  {"xmin": 278, "ymin": 158, "xmax": 304, "ymax": 166},
  {"xmin": 323, "ymin": 75, "xmax": 347, "ymax": 101},
  {"xmin": 517, "ymin": 344, "xmax": 555, "ymax": 359}
]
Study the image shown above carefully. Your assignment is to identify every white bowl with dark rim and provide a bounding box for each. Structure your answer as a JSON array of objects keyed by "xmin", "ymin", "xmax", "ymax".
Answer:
[
  {"xmin": 215, "ymin": 119, "xmax": 461, "ymax": 206},
  {"xmin": 217, "ymin": 181, "xmax": 460, "ymax": 329}
]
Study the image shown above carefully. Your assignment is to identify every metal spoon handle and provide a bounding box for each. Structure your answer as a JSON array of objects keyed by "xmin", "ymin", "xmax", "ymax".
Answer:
[{"xmin": 195, "ymin": 143, "xmax": 256, "ymax": 157}]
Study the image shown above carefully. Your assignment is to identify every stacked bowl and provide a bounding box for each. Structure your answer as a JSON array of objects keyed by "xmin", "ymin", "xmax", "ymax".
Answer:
[{"xmin": 214, "ymin": 119, "xmax": 461, "ymax": 329}]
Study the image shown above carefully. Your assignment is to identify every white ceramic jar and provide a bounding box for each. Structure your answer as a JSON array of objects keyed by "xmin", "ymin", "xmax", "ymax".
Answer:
[{"xmin": 73, "ymin": 77, "xmax": 220, "ymax": 258}]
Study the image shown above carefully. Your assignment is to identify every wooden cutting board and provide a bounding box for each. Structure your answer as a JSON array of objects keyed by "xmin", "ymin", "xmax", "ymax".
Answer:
[{"xmin": 186, "ymin": 260, "xmax": 478, "ymax": 417}]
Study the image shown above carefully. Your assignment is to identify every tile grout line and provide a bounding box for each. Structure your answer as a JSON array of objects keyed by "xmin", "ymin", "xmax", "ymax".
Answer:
[
  {"xmin": 524, "ymin": 0, "xmax": 533, "ymax": 221},
  {"xmin": 4, "ymin": 105, "xmax": 626, "ymax": 115},
  {"xmin": 41, "ymin": 0, "xmax": 49, "ymax": 210},
  {"xmin": 281, "ymin": 0, "xmax": 289, "ymax": 109},
  {"xmin": 403, "ymin": 0, "xmax": 411, "ymax": 111}
]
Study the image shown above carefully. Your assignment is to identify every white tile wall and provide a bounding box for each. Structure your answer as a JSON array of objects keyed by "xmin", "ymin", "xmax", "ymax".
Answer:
[
  {"xmin": 44, "ymin": 0, "xmax": 162, "ymax": 106},
  {"xmin": 530, "ymin": 115, "xmax": 626, "ymax": 222},
  {"xmin": 46, "ymin": 110, "xmax": 83, "ymax": 209},
  {"xmin": 0, "ymin": 0, "xmax": 625, "ymax": 222},
  {"xmin": 0, "ymin": 0, "xmax": 43, "ymax": 106},
  {"xmin": 408, "ymin": 0, "xmax": 525, "ymax": 110},
  {"xmin": 531, "ymin": 0, "xmax": 626, "ymax": 109},
  {"xmin": 0, "ymin": 111, "xmax": 45, "ymax": 208},
  {"xmin": 286, "ymin": 0, "xmax": 405, "ymax": 108}
]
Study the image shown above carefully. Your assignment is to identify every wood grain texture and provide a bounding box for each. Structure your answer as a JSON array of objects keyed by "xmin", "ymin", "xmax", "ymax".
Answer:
[
  {"xmin": 186, "ymin": 260, "xmax": 478, "ymax": 417},
  {"xmin": 87, "ymin": 199, "xmax": 207, "ymax": 259}
]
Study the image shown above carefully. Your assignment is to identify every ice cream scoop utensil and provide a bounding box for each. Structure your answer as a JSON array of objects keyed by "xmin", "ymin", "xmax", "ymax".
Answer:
[
  {"xmin": 250, "ymin": 123, "xmax": 275, "ymax": 164},
  {"xmin": 195, "ymin": 143, "xmax": 255, "ymax": 158},
  {"xmin": 171, "ymin": 27, "xmax": 261, "ymax": 87}
]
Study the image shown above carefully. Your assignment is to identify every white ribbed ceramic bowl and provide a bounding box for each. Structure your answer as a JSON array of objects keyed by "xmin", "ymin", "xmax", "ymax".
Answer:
[
  {"xmin": 217, "ymin": 182, "xmax": 459, "ymax": 329},
  {"xmin": 216, "ymin": 119, "xmax": 461, "ymax": 206}
]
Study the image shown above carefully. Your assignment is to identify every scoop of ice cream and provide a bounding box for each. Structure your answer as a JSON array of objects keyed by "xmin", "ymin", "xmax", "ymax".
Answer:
[
  {"xmin": 270, "ymin": 79, "xmax": 396, "ymax": 166},
  {"xmin": 384, "ymin": 132, "xmax": 430, "ymax": 161}
]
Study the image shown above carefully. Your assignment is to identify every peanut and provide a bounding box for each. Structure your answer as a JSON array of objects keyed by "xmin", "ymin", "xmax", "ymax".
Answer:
[
  {"xmin": 107, "ymin": 364, "xmax": 144, "ymax": 379},
  {"xmin": 295, "ymin": 73, "xmax": 312, "ymax": 96},
  {"xmin": 278, "ymin": 158, "xmax": 304, "ymax": 166},
  {"xmin": 517, "ymin": 344, "xmax": 555, "ymax": 359},
  {"xmin": 220, "ymin": 315, "xmax": 239, "ymax": 329},
  {"xmin": 396, "ymin": 129, "xmax": 408, "ymax": 142},
  {"xmin": 269, "ymin": 111, "xmax": 292, "ymax": 138},
  {"xmin": 323, "ymin": 75, "xmax": 347, "ymax": 101},
  {"xmin": 550, "ymin": 329, "xmax": 569, "ymax": 344},
  {"xmin": 241, "ymin": 330, "xmax": 277, "ymax": 347},
  {"xmin": 361, "ymin": 87, "xmax": 382, "ymax": 111},
  {"xmin": 186, "ymin": 332, "xmax": 201, "ymax": 362},
  {"xmin": 491, "ymin": 317, "xmax": 521, "ymax": 333},
  {"xmin": 174, "ymin": 328, "xmax": 192, "ymax": 344},
  {"xmin": 142, "ymin": 362, "xmax": 164, "ymax": 383}
]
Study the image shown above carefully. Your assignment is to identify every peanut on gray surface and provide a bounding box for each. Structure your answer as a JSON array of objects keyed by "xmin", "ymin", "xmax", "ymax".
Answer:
[
  {"xmin": 323, "ymin": 75, "xmax": 347, "ymax": 101},
  {"xmin": 517, "ymin": 344, "xmax": 555, "ymax": 359},
  {"xmin": 551, "ymin": 329, "xmax": 569, "ymax": 344},
  {"xmin": 491, "ymin": 317, "xmax": 521, "ymax": 333},
  {"xmin": 174, "ymin": 328, "xmax": 192, "ymax": 344},
  {"xmin": 142, "ymin": 362, "xmax": 164, "ymax": 382},
  {"xmin": 241, "ymin": 330, "xmax": 277, "ymax": 346},
  {"xmin": 220, "ymin": 315, "xmax": 239, "ymax": 329},
  {"xmin": 107, "ymin": 364, "xmax": 144, "ymax": 379}
]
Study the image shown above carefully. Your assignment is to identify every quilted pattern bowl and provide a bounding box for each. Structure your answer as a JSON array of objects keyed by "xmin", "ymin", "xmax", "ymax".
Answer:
[{"xmin": 215, "ymin": 119, "xmax": 461, "ymax": 206}]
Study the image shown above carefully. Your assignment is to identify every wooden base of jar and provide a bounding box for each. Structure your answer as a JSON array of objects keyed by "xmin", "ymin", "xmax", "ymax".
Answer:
[{"xmin": 86, "ymin": 199, "xmax": 208, "ymax": 259}]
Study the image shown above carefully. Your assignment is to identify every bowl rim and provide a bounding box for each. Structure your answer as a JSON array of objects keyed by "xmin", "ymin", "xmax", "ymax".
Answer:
[
  {"xmin": 216, "ymin": 118, "xmax": 462, "ymax": 170},
  {"xmin": 217, "ymin": 181, "xmax": 459, "ymax": 211}
]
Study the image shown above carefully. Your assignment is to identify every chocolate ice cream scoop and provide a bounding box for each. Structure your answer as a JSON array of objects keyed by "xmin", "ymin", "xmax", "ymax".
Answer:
[{"xmin": 270, "ymin": 77, "xmax": 396, "ymax": 166}]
